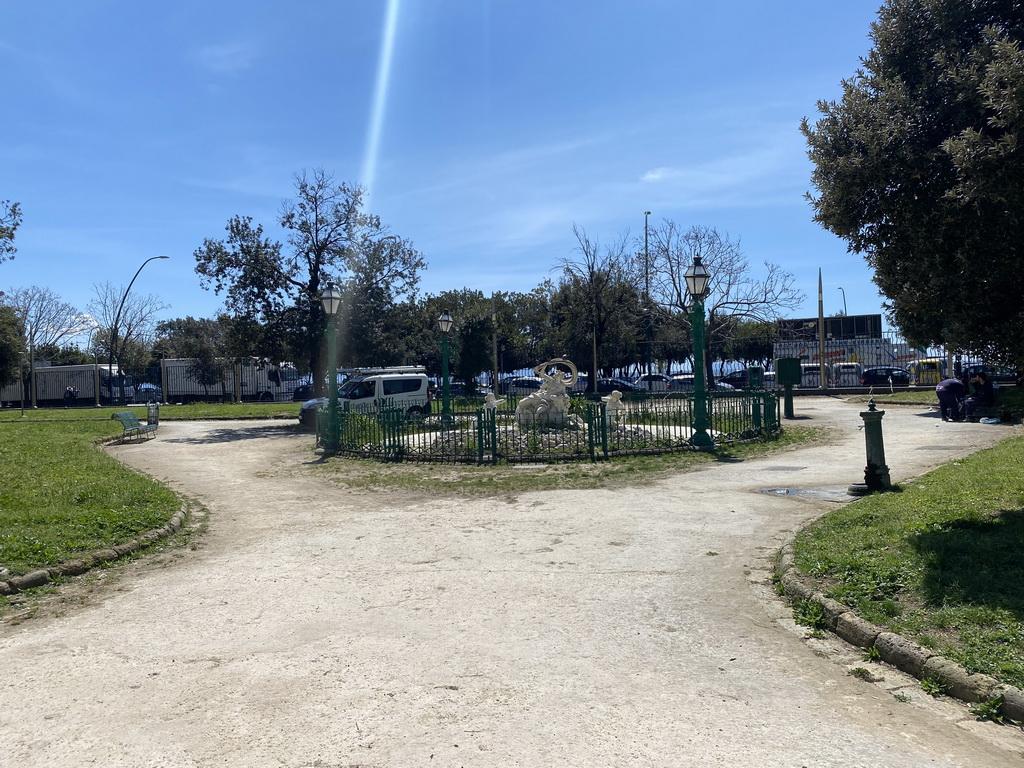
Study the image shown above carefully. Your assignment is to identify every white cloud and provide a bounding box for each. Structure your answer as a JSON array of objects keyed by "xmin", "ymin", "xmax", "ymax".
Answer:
[
  {"xmin": 641, "ymin": 167, "xmax": 683, "ymax": 183},
  {"xmin": 192, "ymin": 41, "xmax": 259, "ymax": 75}
]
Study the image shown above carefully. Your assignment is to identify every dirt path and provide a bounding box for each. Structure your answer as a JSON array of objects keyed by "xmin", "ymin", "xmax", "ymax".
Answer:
[{"xmin": 2, "ymin": 398, "xmax": 1023, "ymax": 766}]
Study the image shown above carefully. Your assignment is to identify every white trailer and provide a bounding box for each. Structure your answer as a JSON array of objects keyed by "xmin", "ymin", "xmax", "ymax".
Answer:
[
  {"xmin": 774, "ymin": 338, "xmax": 901, "ymax": 369},
  {"xmin": 160, "ymin": 359, "xmax": 301, "ymax": 403},
  {"xmin": 2, "ymin": 364, "xmax": 132, "ymax": 407}
]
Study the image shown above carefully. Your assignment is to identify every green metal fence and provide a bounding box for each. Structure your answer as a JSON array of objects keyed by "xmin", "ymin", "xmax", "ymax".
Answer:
[{"xmin": 317, "ymin": 391, "xmax": 781, "ymax": 464}]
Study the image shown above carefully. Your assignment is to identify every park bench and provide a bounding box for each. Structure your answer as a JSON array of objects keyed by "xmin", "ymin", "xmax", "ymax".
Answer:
[{"xmin": 111, "ymin": 410, "xmax": 157, "ymax": 442}]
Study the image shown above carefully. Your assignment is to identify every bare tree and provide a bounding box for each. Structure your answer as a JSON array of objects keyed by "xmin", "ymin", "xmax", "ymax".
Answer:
[
  {"xmin": 3, "ymin": 286, "xmax": 91, "ymax": 354},
  {"xmin": 647, "ymin": 222, "xmax": 804, "ymax": 380},
  {"xmin": 88, "ymin": 281, "xmax": 169, "ymax": 375},
  {"xmin": 556, "ymin": 225, "xmax": 639, "ymax": 386}
]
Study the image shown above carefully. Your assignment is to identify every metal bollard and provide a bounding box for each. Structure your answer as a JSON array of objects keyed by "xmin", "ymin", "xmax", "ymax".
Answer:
[
  {"xmin": 848, "ymin": 399, "xmax": 891, "ymax": 496},
  {"xmin": 146, "ymin": 402, "xmax": 159, "ymax": 426}
]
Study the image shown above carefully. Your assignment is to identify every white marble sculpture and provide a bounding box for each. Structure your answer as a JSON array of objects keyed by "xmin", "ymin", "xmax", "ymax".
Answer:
[
  {"xmin": 514, "ymin": 358, "xmax": 578, "ymax": 427},
  {"xmin": 601, "ymin": 389, "xmax": 626, "ymax": 429}
]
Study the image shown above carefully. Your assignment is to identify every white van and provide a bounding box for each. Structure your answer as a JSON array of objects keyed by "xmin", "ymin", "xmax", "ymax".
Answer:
[
  {"xmin": 830, "ymin": 362, "xmax": 863, "ymax": 387},
  {"xmin": 299, "ymin": 366, "xmax": 431, "ymax": 429},
  {"xmin": 799, "ymin": 364, "xmax": 823, "ymax": 388}
]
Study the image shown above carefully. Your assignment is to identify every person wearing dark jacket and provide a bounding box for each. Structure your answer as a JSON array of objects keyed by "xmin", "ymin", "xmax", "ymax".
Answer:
[
  {"xmin": 935, "ymin": 377, "xmax": 966, "ymax": 421},
  {"xmin": 965, "ymin": 371, "xmax": 995, "ymax": 419}
]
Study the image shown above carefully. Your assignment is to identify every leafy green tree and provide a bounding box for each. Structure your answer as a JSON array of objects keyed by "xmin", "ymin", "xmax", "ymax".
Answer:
[
  {"xmin": 421, "ymin": 290, "xmax": 497, "ymax": 390},
  {"xmin": 0, "ymin": 305, "xmax": 24, "ymax": 385},
  {"xmin": 194, "ymin": 169, "xmax": 425, "ymax": 394},
  {"xmin": 802, "ymin": 0, "xmax": 1024, "ymax": 366},
  {"xmin": 0, "ymin": 201, "xmax": 21, "ymax": 264}
]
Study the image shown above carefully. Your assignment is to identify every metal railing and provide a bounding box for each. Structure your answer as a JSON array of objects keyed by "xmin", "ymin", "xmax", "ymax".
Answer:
[{"xmin": 317, "ymin": 391, "xmax": 781, "ymax": 464}]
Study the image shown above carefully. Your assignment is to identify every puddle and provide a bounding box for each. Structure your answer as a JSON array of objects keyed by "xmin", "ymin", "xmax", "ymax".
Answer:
[{"xmin": 758, "ymin": 486, "xmax": 852, "ymax": 502}]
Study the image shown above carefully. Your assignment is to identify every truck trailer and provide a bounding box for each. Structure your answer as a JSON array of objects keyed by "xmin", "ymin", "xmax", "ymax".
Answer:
[{"xmin": 159, "ymin": 358, "xmax": 301, "ymax": 403}]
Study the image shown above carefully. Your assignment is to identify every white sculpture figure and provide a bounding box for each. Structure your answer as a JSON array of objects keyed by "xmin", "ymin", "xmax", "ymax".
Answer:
[
  {"xmin": 514, "ymin": 358, "xmax": 578, "ymax": 427},
  {"xmin": 483, "ymin": 393, "xmax": 505, "ymax": 412},
  {"xmin": 601, "ymin": 389, "xmax": 626, "ymax": 429}
]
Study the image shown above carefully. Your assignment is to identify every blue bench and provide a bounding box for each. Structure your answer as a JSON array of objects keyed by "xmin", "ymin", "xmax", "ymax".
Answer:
[{"xmin": 112, "ymin": 410, "xmax": 157, "ymax": 442}]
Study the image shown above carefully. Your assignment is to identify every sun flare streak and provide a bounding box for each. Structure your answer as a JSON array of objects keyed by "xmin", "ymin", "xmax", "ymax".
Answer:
[{"xmin": 361, "ymin": 0, "xmax": 400, "ymax": 211}]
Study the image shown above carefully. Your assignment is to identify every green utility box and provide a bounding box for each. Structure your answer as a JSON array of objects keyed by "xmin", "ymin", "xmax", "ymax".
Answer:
[
  {"xmin": 774, "ymin": 357, "xmax": 801, "ymax": 419},
  {"xmin": 774, "ymin": 358, "xmax": 802, "ymax": 387},
  {"xmin": 747, "ymin": 366, "xmax": 764, "ymax": 389}
]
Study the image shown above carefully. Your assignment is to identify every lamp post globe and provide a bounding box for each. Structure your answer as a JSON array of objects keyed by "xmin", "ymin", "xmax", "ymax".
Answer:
[
  {"xmin": 319, "ymin": 283, "xmax": 343, "ymax": 453},
  {"xmin": 437, "ymin": 309, "xmax": 454, "ymax": 426},
  {"xmin": 685, "ymin": 256, "xmax": 714, "ymax": 449}
]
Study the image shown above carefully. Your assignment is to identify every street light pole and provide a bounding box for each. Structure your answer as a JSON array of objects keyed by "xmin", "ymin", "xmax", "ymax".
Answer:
[
  {"xmin": 437, "ymin": 309, "xmax": 454, "ymax": 427},
  {"xmin": 320, "ymin": 283, "xmax": 343, "ymax": 454},
  {"xmin": 108, "ymin": 255, "xmax": 168, "ymax": 405},
  {"xmin": 644, "ymin": 210, "xmax": 652, "ymax": 383},
  {"xmin": 685, "ymin": 256, "xmax": 714, "ymax": 449},
  {"xmin": 837, "ymin": 286, "xmax": 848, "ymax": 316}
]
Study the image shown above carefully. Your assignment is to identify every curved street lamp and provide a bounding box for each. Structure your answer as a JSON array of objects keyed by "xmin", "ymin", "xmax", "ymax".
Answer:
[
  {"xmin": 437, "ymin": 309, "xmax": 454, "ymax": 427},
  {"xmin": 320, "ymin": 282, "xmax": 344, "ymax": 453},
  {"xmin": 644, "ymin": 210, "xmax": 653, "ymax": 382},
  {"xmin": 684, "ymin": 256, "xmax": 714, "ymax": 449},
  {"xmin": 108, "ymin": 255, "xmax": 168, "ymax": 405},
  {"xmin": 837, "ymin": 286, "xmax": 848, "ymax": 316}
]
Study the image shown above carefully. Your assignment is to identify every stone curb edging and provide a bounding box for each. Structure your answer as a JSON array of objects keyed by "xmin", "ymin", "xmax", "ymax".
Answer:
[
  {"xmin": 775, "ymin": 543, "xmax": 1024, "ymax": 723},
  {"xmin": 0, "ymin": 504, "xmax": 189, "ymax": 597}
]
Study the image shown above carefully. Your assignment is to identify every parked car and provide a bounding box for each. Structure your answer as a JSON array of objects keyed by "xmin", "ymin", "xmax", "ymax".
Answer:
[
  {"xmin": 859, "ymin": 366, "xmax": 910, "ymax": 387},
  {"xmin": 718, "ymin": 369, "xmax": 751, "ymax": 389},
  {"xmin": 502, "ymin": 376, "xmax": 544, "ymax": 396},
  {"xmin": 963, "ymin": 362, "xmax": 1018, "ymax": 386},
  {"xmin": 440, "ymin": 380, "xmax": 492, "ymax": 397},
  {"xmin": 133, "ymin": 382, "xmax": 163, "ymax": 403},
  {"xmin": 830, "ymin": 362, "xmax": 864, "ymax": 387},
  {"xmin": 594, "ymin": 377, "xmax": 643, "ymax": 394},
  {"xmin": 798, "ymin": 364, "xmax": 823, "ymax": 389},
  {"xmin": 298, "ymin": 366, "xmax": 431, "ymax": 431},
  {"xmin": 633, "ymin": 373, "xmax": 672, "ymax": 392},
  {"xmin": 668, "ymin": 375, "xmax": 736, "ymax": 392}
]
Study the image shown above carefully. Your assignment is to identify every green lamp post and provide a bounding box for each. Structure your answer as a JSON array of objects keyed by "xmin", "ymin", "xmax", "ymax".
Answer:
[
  {"xmin": 320, "ymin": 283, "xmax": 343, "ymax": 453},
  {"xmin": 685, "ymin": 256, "xmax": 715, "ymax": 449},
  {"xmin": 437, "ymin": 309, "xmax": 454, "ymax": 427}
]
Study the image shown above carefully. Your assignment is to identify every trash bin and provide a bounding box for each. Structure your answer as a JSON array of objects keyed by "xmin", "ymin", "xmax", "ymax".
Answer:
[{"xmin": 147, "ymin": 402, "xmax": 159, "ymax": 426}]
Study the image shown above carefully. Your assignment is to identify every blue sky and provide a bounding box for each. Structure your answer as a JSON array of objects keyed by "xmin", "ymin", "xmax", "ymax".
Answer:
[{"xmin": 2, "ymin": 0, "xmax": 886, "ymax": 331}]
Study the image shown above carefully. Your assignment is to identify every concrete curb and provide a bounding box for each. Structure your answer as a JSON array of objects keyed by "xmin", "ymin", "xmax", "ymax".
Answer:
[
  {"xmin": 774, "ymin": 543, "xmax": 1024, "ymax": 723},
  {"xmin": 0, "ymin": 504, "xmax": 189, "ymax": 597}
]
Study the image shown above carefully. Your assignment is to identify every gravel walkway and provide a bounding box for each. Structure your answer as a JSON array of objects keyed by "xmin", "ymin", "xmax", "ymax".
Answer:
[{"xmin": 1, "ymin": 397, "xmax": 1022, "ymax": 766}]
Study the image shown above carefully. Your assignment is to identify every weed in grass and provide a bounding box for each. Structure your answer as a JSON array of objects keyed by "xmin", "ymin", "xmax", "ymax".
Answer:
[
  {"xmin": 893, "ymin": 692, "xmax": 912, "ymax": 703},
  {"xmin": 793, "ymin": 600, "xmax": 828, "ymax": 631},
  {"xmin": 862, "ymin": 645, "xmax": 882, "ymax": 663},
  {"xmin": 920, "ymin": 674, "xmax": 951, "ymax": 697},
  {"xmin": 969, "ymin": 695, "xmax": 1012, "ymax": 724},
  {"xmin": 849, "ymin": 667, "xmax": 873, "ymax": 680}
]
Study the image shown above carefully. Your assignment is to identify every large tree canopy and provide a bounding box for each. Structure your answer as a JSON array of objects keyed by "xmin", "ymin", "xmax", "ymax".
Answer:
[
  {"xmin": 802, "ymin": 0, "xmax": 1024, "ymax": 365},
  {"xmin": 0, "ymin": 305, "xmax": 23, "ymax": 386},
  {"xmin": 194, "ymin": 169, "xmax": 425, "ymax": 392}
]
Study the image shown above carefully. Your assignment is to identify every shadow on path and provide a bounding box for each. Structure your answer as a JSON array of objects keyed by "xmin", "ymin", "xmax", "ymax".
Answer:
[{"xmin": 162, "ymin": 423, "xmax": 302, "ymax": 445}]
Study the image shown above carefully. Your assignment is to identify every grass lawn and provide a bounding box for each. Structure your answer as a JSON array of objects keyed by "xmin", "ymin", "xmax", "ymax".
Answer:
[
  {"xmin": 792, "ymin": 435, "xmax": 1024, "ymax": 690},
  {"xmin": 0, "ymin": 402, "xmax": 299, "ymax": 584},
  {"xmin": 0, "ymin": 419, "xmax": 182, "ymax": 578},
  {"xmin": 846, "ymin": 383, "xmax": 1024, "ymax": 420}
]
